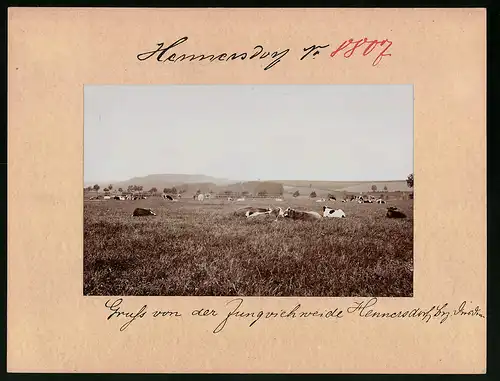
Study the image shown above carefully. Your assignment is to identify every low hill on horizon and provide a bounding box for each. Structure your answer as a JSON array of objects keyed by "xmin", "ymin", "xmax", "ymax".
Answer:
[{"xmin": 84, "ymin": 174, "xmax": 236, "ymax": 191}]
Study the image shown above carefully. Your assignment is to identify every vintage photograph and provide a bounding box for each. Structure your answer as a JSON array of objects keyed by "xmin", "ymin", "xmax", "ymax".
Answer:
[{"xmin": 84, "ymin": 85, "xmax": 414, "ymax": 297}]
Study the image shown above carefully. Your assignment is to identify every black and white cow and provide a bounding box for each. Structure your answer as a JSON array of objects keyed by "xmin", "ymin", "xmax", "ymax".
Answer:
[
  {"xmin": 234, "ymin": 206, "xmax": 271, "ymax": 217},
  {"xmin": 322, "ymin": 206, "xmax": 346, "ymax": 218},
  {"xmin": 245, "ymin": 209, "xmax": 273, "ymax": 218}
]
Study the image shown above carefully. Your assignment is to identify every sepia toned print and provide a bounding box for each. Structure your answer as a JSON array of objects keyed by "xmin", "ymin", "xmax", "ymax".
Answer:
[{"xmin": 84, "ymin": 84, "xmax": 414, "ymax": 297}]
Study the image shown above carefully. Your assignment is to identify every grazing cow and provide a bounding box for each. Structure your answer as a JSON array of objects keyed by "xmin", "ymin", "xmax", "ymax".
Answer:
[
  {"xmin": 275, "ymin": 198, "xmax": 284, "ymax": 202},
  {"xmin": 197, "ymin": 194, "xmax": 205, "ymax": 201},
  {"xmin": 236, "ymin": 198, "xmax": 245, "ymax": 201},
  {"xmin": 246, "ymin": 208, "xmax": 272, "ymax": 218},
  {"xmin": 342, "ymin": 199, "xmax": 348, "ymax": 203},
  {"xmin": 386, "ymin": 207, "xmax": 406, "ymax": 218},
  {"xmin": 322, "ymin": 206, "xmax": 346, "ymax": 218},
  {"xmin": 329, "ymin": 196, "xmax": 337, "ymax": 201},
  {"xmin": 283, "ymin": 207, "xmax": 322, "ymax": 221},
  {"xmin": 132, "ymin": 208, "xmax": 156, "ymax": 217},
  {"xmin": 103, "ymin": 196, "xmax": 111, "ymax": 200},
  {"xmin": 113, "ymin": 196, "xmax": 121, "ymax": 200},
  {"xmin": 376, "ymin": 199, "xmax": 386, "ymax": 204},
  {"xmin": 163, "ymin": 194, "xmax": 178, "ymax": 202},
  {"xmin": 228, "ymin": 197, "xmax": 234, "ymax": 201}
]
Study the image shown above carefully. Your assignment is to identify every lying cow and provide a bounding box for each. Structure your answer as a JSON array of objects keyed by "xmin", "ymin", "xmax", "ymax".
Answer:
[
  {"xmin": 329, "ymin": 196, "xmax": 337, "ymax": 201},
  {"xmin": 246, "ymin": 209, "xmax": 272, "ymax": 218},
  {"xmin": 315, "ymin": 198, "xmax": 326, "ymax": 203},
  {"xmin": 283, "ymin": 207, "xmax": 322, "ymax": 221},
  {"xmin": 132, "ymin": 208, "xmax": 156, "ymax": 217},
  {"xmin": 270, "ymin": 207, "xmax": 285, "ymax": 220},
  {"xmin": 234, "ymin": 206, "xmax": 272, "ymax": 217},
  {"xmin": 376, "ymin": 199, "xmax": 386, "ymax": 204},
  {"xmin": 386, "ymin": 207, "xmax": 406, "ymax": 218},
  {"xmin": 236, "ymin": 198, "xmax": 245, "ymax": 201},
  {"xmin": 322, "ymin": 206, "xmax": 346, "ymax": 218},
  {"xmin": 162, "ymin": 194, "xmax": 177, "ymax": 201}
]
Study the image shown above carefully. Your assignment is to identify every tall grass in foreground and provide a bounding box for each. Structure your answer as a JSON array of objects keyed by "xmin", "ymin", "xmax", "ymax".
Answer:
[{"xmin": 84, "ymin": 199, "xmax": 413, "ymax": 297}]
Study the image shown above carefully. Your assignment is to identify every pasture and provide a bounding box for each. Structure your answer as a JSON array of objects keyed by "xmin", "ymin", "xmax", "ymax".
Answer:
[{"xmin": 84, "ymin": 197, "xmax": 413, "ymax": 297}]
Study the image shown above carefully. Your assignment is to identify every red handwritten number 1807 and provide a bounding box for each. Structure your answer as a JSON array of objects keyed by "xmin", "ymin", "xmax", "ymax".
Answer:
[{"xmin": 331, "ymin": 38, "xmax": 393, "ymax": 66}]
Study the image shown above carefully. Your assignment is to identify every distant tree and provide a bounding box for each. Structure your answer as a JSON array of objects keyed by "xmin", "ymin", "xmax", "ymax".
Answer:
[
  {"xmin": 108, "ymin": 185, "xmax": 113, "ymax": 191},
  {"xmin": 406, "ymin": 173, "xmax": 414, "ymax": 188},
  {"xmin": 150, "ymin": 187, "xmax": 157, "ymax": 194},
  {"xmin": 93, "ymin": 184, "xmax": 100, "ymax": 194},
  {"xmin": 257, "ymin": 190, "xmax": 268, "ymax": 197},
  {"xmin": 293, "ymin": 190, "xmax": 300, "ymax": 197},
  {"xmin": 118, "ymin": 187, "xmax": 123, "ymax": 192},
  {"xmin": 163, "ymin": 188, "xmax": 169, "ymax": 194},
  {"xmin": 310, "ymin": 191, "xmax": 317, "ymax": 198},
  {"xmin": 172, "ymin": 187, "xmax": 177, "ymax": 194},
  {"xmin": 242, "ymin": 191, "xmax": 249, "ymax": 196},
  {"xmin": 127, "ymin": 185, "xmax": 134, "ymax": 192},
  {"xmin": 103, "ymin": 188, "xmax": 109, "ymax": 192},
  {"xmin": 371, "ymin": 185, "xmax": 377, "ymax": 192},
  {"xmin": 383, "ymin": 185, "xmax": 388, "ymax": 192}
]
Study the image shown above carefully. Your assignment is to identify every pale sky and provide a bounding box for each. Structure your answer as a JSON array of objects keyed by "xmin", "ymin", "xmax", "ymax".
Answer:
[{"xmin": 84, "ymin": 85, "xmax": 413, "ymax": 183}]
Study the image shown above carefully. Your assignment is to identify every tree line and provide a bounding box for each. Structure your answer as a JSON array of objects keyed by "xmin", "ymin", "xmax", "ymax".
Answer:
[{"xmin": 84, "ymin": 174, "xmax": 415, "ymax": 197}]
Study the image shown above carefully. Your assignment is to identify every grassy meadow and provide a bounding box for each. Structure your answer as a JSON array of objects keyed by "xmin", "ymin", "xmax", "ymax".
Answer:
[{"xmin": 84, "ymin": 196, "xmax": 413, "ymax": 297}]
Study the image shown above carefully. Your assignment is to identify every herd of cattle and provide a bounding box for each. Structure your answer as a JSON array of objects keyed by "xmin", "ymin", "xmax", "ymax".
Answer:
[
  {"xmin": 89, "ymin": 195, "xmax": 149, "ymax": 201},
  {"xmin": 88, "ymin": 192, "xmax": 408, "ymax": 220},
  {"xmin": 127, "ymin": 194, "xmax": 407, "ymax": 221}
]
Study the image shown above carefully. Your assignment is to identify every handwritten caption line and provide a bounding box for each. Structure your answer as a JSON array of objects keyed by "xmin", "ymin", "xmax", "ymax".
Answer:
[
  {"xmin": 136, "ymin": 36, "xmax": 393, "ymax": 71},
  {"xmin": 104, "ymin": 297, "xmax": 485, "ymax": 334}
]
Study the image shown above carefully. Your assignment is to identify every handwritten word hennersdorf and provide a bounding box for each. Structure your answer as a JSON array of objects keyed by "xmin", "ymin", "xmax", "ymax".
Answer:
[{"xmin": 136, "ymin": 36, "xmax": 393, "ymax": 71}]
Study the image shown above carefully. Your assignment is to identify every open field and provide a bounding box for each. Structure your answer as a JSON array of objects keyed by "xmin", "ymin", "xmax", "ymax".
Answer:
[{"xmin": 84, "ymin": 197, "xmax": 413, "ymax": 297}]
